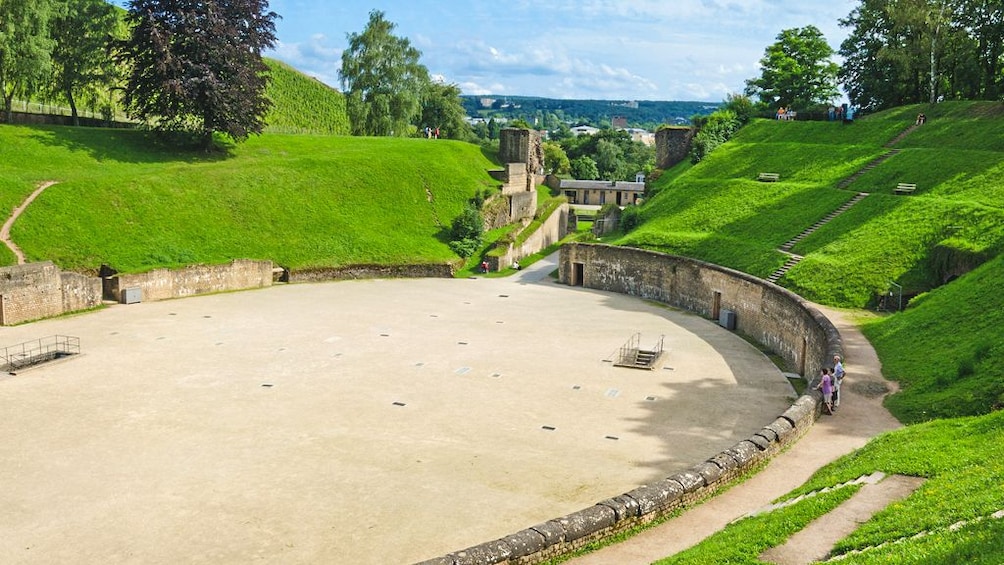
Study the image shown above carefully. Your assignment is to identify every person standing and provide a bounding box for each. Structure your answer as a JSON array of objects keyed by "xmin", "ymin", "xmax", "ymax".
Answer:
[
  {"xmin": 816, "ymin": 367, "xmax": 833, "ymax": 415},
  {"xmin": 832, "ymin": 355, "xmax": 845, "ymax": 409}
]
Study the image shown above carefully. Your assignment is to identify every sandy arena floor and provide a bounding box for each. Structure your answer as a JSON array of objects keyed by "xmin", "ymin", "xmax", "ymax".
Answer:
[{"xmin": 0, "ymin": 258, "xmax": 795, "ymax": 564}]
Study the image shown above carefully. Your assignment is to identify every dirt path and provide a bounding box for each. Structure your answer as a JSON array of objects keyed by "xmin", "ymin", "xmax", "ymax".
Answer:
[
  {"xmin": 568, "ymin": 305, "xmax": 902, "ymax": 564},
  {"xmin": 1, "ymin": 180, "xmax": 58, "ymax": 264}
]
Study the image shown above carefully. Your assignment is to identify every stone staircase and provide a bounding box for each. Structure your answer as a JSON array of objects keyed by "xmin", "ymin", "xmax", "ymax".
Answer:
[{"xmin": 767, "ymin": 124, "xmax": 919, "ymax": 285}]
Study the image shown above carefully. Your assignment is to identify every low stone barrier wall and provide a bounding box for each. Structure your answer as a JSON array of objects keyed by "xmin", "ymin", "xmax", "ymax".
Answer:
[
  {"xmin": 288, "ymin": 262, "xmax": 457, "ymax": 283},
  {"xmin": 0, "ymin": 262, "xmax": 102, "ymax": 325},
  {"xmin": 417, "ymin": 243, "xmax": 839, "ymax": 565},
  {"xmin": 106, "ymin": 259, "xmax": 273, "ymax": 302}
]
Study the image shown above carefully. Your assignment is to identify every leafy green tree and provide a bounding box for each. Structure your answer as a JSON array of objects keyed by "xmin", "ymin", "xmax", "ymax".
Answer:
[
  {"xmin": 448, "ymin": 203, "xmax": 483, "ymax": 258},
  {"xmin": 0, "ymin": 0, "xmax": 55, "ymax": 123},
  {"xmin": 487, "ymin": 117, "xmax": 501, "ymax": 140},
  {"xmin": 340, "ymin": 10, "xmax": 429, "ymax": 136},
  {"xmin": 542, "ymin": 141, "xmax": 570, "ymax": 175},
  {"xmin": 838, "ymin": 0, "xmax": 997, "ymax": 109},
  {"xmin": 418, "ymin": 81, "xmax": 470, "ymax": 140},
  {"xmin": 570, "ymin": 155, "xmax": 599, "ymax": 180},
  {"xmin": 119, "ymin": 0, "xmax": 278, "ymax": 147},
  {"xmin": 690, "ymin": 109, "xmax": 740, "ymax": 164},
  {"xmin": 745, "ymin": 25, "xmax": 840, "ymax": 109},
  {"xmin": 49, "ymin": 0, "xmax": 121, "ymax": 125}
]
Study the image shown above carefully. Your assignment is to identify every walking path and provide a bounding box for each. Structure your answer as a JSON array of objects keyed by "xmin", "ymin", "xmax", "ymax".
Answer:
[
  {"xmin": 569, "ymin": 305, "xmax": 902, "ymax": 564},
  {"xmin": 1, "ymin": 180, "xmax": 58, "ymax": 264}
]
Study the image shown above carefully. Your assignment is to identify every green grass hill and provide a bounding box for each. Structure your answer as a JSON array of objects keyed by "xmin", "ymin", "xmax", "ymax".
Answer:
[
  {"xmin": 0, "ymin": 125, "xmax": 497, "ymax": 272},
  {"xmin": 2, "ymin": 92, "xmax": 1003, "ymax": 563},
  {"xmin": 622, "ymin": 102, "xmax": 1004, "ymax": 308},
  {"xmin": 263, "ymin": 58, "xmax": 350, "ymax": 135},
  {"xmin": 616, "ymin": 101, "xmax": 1004, "ymax": 563}
]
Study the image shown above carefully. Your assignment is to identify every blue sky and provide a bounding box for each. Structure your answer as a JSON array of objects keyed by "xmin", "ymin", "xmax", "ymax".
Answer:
[{"xmin": 112, "ymin": 0, "xmax": 860, "ymax": 102}]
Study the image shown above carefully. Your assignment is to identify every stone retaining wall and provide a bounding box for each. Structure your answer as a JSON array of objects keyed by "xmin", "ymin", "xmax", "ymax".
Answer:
[
  {"xmin": 288, "ymin": 262, "xmax": 458, "ymax": 282},
  {"xmin": 105, "ymin": 259, "xmax": 273, "ymax": 302},
  {"xmin": 0, "ymin": 262, "xmax": 102, "ymax": 325},
  {"xmin": 416, "ymin": 243, "xmax": 839, "ymax": 565},
  {"xmin": 486, "ymin": 203, "xmax": 569, "ymax": 272}
]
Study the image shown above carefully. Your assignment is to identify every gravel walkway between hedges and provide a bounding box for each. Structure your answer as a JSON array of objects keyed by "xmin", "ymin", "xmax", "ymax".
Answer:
[{"xmin": 568, "ymin": 305, "xmax": 902, "ymax": 565}]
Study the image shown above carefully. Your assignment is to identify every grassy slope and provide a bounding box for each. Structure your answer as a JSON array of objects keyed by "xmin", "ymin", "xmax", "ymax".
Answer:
[
  {"xmin": 657, "ymin": 410, "xmax": 1004, "ymax": 564},
  {"xmin": 263, "ymin": 58, "xmax": 350, "ymax": 136},
  {"xmin": 621, "ymin": 102, "xmax": 1004, "ymax": 308},
  {"xmin": 0, "ymin": 125, "xmax": 498, "ymax": 272}
]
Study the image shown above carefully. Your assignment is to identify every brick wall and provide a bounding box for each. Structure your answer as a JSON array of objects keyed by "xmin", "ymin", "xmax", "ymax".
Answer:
[
  {"xmin": 416, "ymin": 244, "xmax": 839, "ymax": 565},
  {"xmin": 0, "ymin": 262, "xmax": 103, "ymax": 325}
]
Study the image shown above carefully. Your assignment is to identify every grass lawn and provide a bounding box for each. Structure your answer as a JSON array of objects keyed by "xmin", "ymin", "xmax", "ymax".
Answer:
[{"xmin": 0, "ymin": 125, "xmax": 499, "ymax": 272}]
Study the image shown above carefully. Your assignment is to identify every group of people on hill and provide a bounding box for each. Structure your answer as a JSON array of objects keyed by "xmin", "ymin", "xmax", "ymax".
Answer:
[
  {"xmin": 915, "ymin": 113, "xmax": 927, "ymax": 125},
  {"xmin": 775, "ymin": 106, "xmax": 796, "ymax": 120},
  {"xmin": 816, "ymin": 354, "xmax": 846, "ymax": 415},
  {"xmin": 424, "ymin": 126, "xmax": 440, "ymax": 139}
]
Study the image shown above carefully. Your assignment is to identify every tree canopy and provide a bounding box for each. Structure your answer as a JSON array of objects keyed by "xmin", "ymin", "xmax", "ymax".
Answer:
[
  {"xmin": 50, "ymin": 0, "xmax": 121, "ymax": 125},
  {"xmin": 745, "ymin": 25, "xmax": 840, "ymax": 109},
  {"xmin": 0, "ymin": 0, "xmax": 56, "ymax": 122},
  {"xmin": 119, "ymin": 0, "xmax": 278, "ymax": 147},
  {"xmin": 839, "ymin": 0, "xmax": 1004, "ymax": 110},
  {"xmin": 340, "ymin": 10, "xmax": 429, "ymax": 137}
]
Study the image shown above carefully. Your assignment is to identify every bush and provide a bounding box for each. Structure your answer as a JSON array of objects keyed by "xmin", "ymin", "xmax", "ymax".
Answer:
[{"xmin": 448, "ymin": 203, "xmax": 484, "ymax": 257}]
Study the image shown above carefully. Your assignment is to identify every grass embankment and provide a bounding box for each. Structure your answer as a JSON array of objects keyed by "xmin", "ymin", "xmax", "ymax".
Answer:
[
  {"xmin": 263, "ymin": 58, "xmax": 350, "ymax": 135},
  {"xmin": 656, "ymin": 410, "xmax": 1004, "ymax": 564},
  {"xmin": 610, "ymin": 102, "xmax": 1004, "ymax": 563},
  {"xmin": 0, "ymin": 125, "xmax": 498, "ymax": 272},
  {"xmin": 621, "ymin": 102, "xmax": 1004, "ymax": 308}
]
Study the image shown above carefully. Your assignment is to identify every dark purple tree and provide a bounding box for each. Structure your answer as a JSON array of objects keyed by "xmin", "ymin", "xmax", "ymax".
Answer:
[{"xmin": 119, "ymin": 0, "xmax": 278, "ymax": 148}]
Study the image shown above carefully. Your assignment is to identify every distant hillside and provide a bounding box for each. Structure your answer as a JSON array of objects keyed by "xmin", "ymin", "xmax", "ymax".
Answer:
[
  {"xmin": 462, "ymin": 95, "xmax": 717, "ymax": 129},
  {"xmin": 263, "ymin": 58, "xmax": 350, "ymax": 135}
]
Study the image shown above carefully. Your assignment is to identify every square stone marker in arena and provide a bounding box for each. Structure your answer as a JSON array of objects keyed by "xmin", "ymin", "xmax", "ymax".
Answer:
[{"xmin": 0, "ymin": 267, "xmax": 794, "ymax": 564}]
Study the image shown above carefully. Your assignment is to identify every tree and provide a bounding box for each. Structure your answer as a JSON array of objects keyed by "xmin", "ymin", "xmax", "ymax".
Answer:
[
  {"xmin": 118, "ymin": 0, "xmax": 278, "ymax": 147},
  {"xmin": 418, "ymin": 81, "xmax": 470, "ymax": 140},
  {"xmin": 0, "ymin": 0, "xmax": 55, "ymax": 123},
  {"xmin": 340, "ymin": 10, "xmax": 428, "ymax": 136},
  {"xmin": 542, "ymin": 141, "xmax": 570, "ymax": 175},
  {"xmin": 49, "ymin": 0, "xmax": 121, "ymax": 125},
  {"xmin": 570, "ymin": 155, "xmax": 599, "ymax": 180},
  {"xmin": 745, "ymin": 25, "xmax": 840, "ymax": 109}
]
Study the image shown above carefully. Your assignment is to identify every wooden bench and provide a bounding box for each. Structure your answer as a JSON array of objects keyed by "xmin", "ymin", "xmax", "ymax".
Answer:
[
  {"xmin": 894, "ymin": 183, "xmax": 917, "ymax": 195},
  {"xmin": 758, "ymin": 172, "xmax": 780, "ymax": 182}
]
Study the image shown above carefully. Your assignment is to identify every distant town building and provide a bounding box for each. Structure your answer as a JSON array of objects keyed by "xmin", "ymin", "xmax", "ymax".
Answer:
[
  {"xmin": 570, "ymin": 125, "xmax": 601, "ymax": 136},
  {"xmin": 559, "ymin": 178, "xmax": 645, "ymax": 206},
  {"xmin": 611, "ymin": 116, "xmax": 628, "ymax": 129}
]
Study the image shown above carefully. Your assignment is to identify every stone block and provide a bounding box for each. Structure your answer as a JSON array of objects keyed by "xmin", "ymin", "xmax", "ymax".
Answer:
[
  {"xmin": 501, "ymin": 528, "xmax": 547, "ymax": 558},
  {"xmin": 530, "ymin": 520, "xmax": 565, "ymax": 546},
  {"xmin": 669, "ymin": 469, "xmax": 705, "ymax": 493},
  {"xmin": 625, "ymin": 479, "xmax": 685, "ymax": 515},
  {"xmin": 450, "ymin": 539, "xmax": 512, "ymax": 565},
  {"xmin": 690, "ymin": 461, "xmax": 723, "ymax": 485},
  {"xmin": 597, "ymin": 494, "xmax": 640, "ymax": 521},
  {"xmin": 557, "ymin": 505, "xmax": 617, "ymax": 541}
]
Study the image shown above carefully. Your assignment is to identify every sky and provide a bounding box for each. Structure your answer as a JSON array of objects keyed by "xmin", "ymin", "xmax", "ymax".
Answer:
[{"xmin": 112, "ymin": 0, "xmax": 861, "ymax": 102}]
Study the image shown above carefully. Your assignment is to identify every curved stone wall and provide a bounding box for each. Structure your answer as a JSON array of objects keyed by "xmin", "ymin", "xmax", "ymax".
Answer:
[{"xmin": 416, "ymin": 243, "xmax": 840, "ymax": 565}]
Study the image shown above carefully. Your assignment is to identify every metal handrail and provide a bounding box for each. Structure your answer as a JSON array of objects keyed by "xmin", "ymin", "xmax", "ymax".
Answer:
[{"xmin": 1, "ymin": 335, "xmax": 80, "ymax": 372}]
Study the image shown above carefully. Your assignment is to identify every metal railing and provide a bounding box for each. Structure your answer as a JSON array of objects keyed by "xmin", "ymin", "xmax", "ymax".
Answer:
[{"xmin": 1, "ymin": 335, "xmax": 80, "ymax": 372}]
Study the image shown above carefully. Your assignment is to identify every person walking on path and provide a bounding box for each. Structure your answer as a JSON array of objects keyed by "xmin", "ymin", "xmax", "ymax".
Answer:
[{"xmin": 567, "ymin": 304, "xmax": 900, "ymax": 565}]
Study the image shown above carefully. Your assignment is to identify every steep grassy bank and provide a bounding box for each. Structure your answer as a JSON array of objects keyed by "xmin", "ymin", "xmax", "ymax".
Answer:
[
  {"xmin": 0, "ymin": 125, "xmax": 498, "ymax": 272},
  {"xmin": 621, "ymin": 101, "xmax": 1004, "ymax": 309},
  {"xmin": 263, "ymin": 59, "xmax": 350, "ymax": 135},
  {"xmin": 657, "ymin": 410, "xmax": 1004, "ymax": 564}
]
